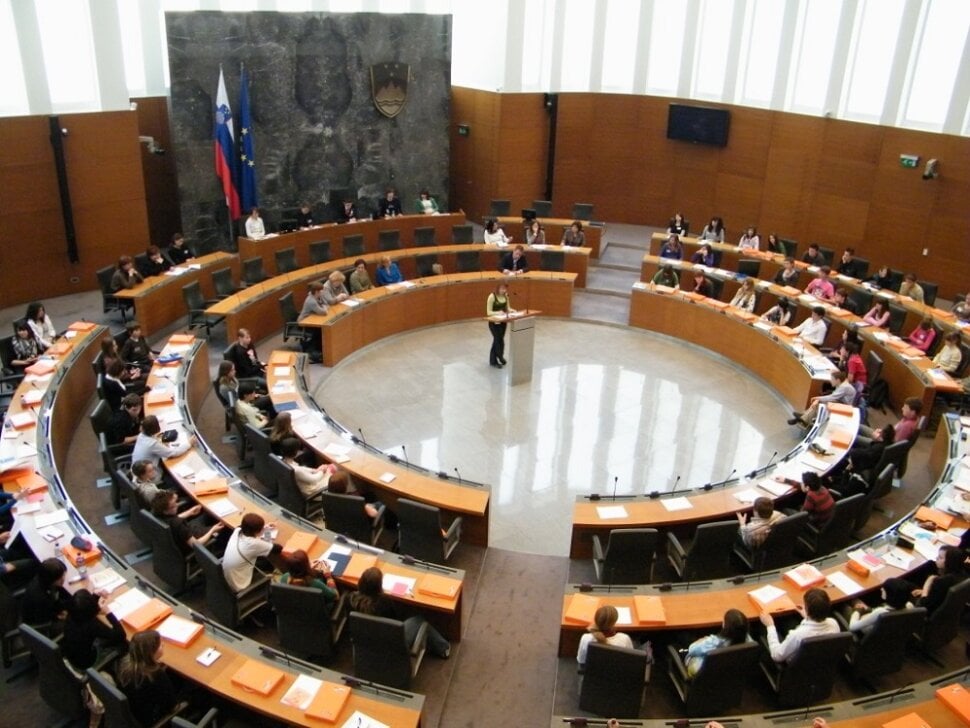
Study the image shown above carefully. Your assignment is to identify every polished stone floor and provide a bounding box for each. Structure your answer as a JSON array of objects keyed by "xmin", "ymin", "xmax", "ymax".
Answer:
[{"xmin": 316, "ymin": 319, "xmax": 796, "ymax": 555}]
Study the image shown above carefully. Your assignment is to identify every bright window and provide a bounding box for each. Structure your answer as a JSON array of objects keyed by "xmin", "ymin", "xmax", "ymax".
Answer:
[
  {"xmin": 521, "ymin": 0, "xmax": 556, "ymax": 91},
  {"xmin": 559, "ymin": 0, "xmax": 595, "ymax": 91},
  {"xmin": 601, "ymin": 0, "xmax": 640, "ymax": 92},
  {"xmin": 842, "ymin": 0, "xmax": 905, "ymax": 121},
  {"xmin": 0, "ymin": 0, "xmax": 29, "ymax": 116},
  {"xmin": 646, "ymin": 0, "xmax": 688, "ymax": 94},
  {"xmin": 903, "ymin": 0, "xmax": 970, "ymax": 128},
  {"xmin": 118, "ymin": 0, "xmax": 147, "ymax": 95},
  {"xmin": 787, "ymin": 0, "xmax": 841, "ymax": 113},
  {"xmin": 693, "ymin": 0, "xmax": 734, "ymax": 99},
  {"xmin": 736, "ymin": 0, "xmax": 785, "ymax": 106},
  {"xmin": 34, "ymin": 0, "xmax": 100, "ymax": 111}
]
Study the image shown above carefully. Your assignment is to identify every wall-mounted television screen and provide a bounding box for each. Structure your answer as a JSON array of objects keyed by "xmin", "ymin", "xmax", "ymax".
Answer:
[{"xmin": 667, "ymin": 104, "xmax": 730, "ymax": 147}]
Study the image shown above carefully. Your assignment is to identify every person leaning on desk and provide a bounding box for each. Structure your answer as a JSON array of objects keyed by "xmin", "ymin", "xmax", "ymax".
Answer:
[
  {"xmin": 499, "ymin": 245, "xmax": 529, "ymax": 275},
  {"xmin": 111, "ymin": 255, "xmax": 144, "ymax": 292},
  {"xmin": 652, "ymin": 264, "xmax": 680, "ymax": 288}
]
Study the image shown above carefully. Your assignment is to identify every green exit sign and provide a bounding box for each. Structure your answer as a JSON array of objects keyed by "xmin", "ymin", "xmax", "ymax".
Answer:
[
  {"xmin": 899, "ymin": 154, "xmax": 919, "ymax": 168},
  {"xmin": 458, "ymin": 124, "xmax": 470, "ymax": 137}
]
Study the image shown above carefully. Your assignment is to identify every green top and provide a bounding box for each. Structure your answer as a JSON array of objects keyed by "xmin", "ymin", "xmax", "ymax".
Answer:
[{"xmin": 280, "ymin": 573, "xmax": 339, "ymax": 603}]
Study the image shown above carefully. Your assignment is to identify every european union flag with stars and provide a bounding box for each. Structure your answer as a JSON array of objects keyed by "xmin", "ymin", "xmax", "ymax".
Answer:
[{"xmin": 239, "ymin": 65, "xmax": 258, "ymax": 213}]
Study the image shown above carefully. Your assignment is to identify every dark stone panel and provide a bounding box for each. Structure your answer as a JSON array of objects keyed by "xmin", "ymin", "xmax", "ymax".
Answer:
[{"xmin": 165, "ymin": 11, "xmax": 452, "ymax": 250}]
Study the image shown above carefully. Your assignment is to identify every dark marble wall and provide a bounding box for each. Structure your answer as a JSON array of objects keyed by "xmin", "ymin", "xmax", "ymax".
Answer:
[{"xmin": 165, "ymin": 11, "xmax": 451, "ymax": 251}]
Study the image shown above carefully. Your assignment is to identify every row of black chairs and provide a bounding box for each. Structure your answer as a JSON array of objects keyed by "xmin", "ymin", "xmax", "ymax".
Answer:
[{"xmin": 489, "ymin": 199, "xmax": 594, "ymax": 221}]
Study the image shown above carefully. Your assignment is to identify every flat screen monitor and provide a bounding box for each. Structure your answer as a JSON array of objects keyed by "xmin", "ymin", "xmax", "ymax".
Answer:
[{"xmin": 667, "ymin": 104, "xmax": 730, "ymax": 147}]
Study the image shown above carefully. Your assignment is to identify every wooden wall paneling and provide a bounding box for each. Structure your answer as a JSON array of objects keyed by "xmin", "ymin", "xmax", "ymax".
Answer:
[
  {"xmin": 451, "ymin": 87, "xmax": 501, "ymax": 223},
  {"xmin": 496, "ymin": 93, "xmax": 547, "ymax": 214},
  {"xmin": 133, "ymin": 96, "xmax": 182, "ymax": 246}
]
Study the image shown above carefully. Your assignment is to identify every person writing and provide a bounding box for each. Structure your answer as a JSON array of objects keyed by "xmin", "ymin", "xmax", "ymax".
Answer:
[
  {"xmin": 244, "ymin": 207, "xmax": 265, "ymax": 237},
  {"xmin": 167, "ymin": 233, "xmax": 193, "ymax": 264},
  {"xmin": 486, "ymin": 283, "xmax": 513, "ymax": 368},
  {"xmin": 375, "ymin": 255, "xmax": 405, "ymax": 286},
  {"xmin": 868, "ymin": 264, "xmax": 893, "ymax": 290},
  {"xmin": 499, "ymin": 245, "xmax": 529, "ymax": 275},
  {"xmin": 151, "ymin": 491, "xmax": 224, "ymax": 555},
  {"xmin": 222, "ymin": 513, "xmax": 282, "ymax": 592},
  {"xmin": 561, "ymin": 221, "xmax": 585, "ymax": 247},
  {"xmin": 131, "ymin": 416, "xmax": 195, "ymax": 481},
  {"xmin": 322, "ymin": 271, "xmax": 351, "ymax": 305},
  {"xmin": 280, "ymin": 550, "xmax": 339, "ymax": 606},
  {"xmin": 337, "ymin": 198, "xmax": 358, "ymax": 223},
  {"xmin": 576, "ymin": 605, "xmax": 633, "ymax": 671}
]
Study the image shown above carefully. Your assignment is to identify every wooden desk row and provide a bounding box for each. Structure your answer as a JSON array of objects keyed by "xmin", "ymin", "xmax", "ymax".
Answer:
[
  {"xmin": 113, "ymin": 251, "xmax": 240, "ymax": 338},
  {"xmin": 0, "ymin": 326, "xmax": 424, "ymax": 726},
  {"xmin": 207, "ymin": 247, "xmax": 587, "ymax": 347},
  {"xmin": 638, "ymin": 254, "xmax": 962, "ymax": 414},
  {"xmin": 264, "ymin": 352, "xmax": 492, "ymax": 548},
  {"xmin": 496, "ymin": 215, "xmax": 604, "ymax": 258}
]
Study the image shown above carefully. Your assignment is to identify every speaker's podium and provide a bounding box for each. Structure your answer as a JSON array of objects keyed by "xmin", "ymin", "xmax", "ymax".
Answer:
[{"xmin": 487, "ymin": 310, "xmax": 541, "ymax": 386}]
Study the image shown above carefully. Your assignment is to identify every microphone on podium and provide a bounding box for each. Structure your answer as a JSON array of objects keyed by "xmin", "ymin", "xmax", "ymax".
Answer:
[{"xmin": 454, "ymin": 467, "xmax": 462, "ymax": 485}]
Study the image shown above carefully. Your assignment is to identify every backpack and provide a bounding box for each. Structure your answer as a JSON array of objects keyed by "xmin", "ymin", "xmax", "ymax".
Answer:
[{"xmin": 867, "ymin": 379, "xmax": 890, "ymax": 411}]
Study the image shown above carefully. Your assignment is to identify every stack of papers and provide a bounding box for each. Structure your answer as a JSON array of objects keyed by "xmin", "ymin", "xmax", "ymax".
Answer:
[
  {"xmin": 109, "ymin": 588, "xmax": 150, "ymax": 620},
  {"xmin": 323, "ymin": 443, "xmax": 351, "ymax": 464},
  {"xmin": 207, "ymin": 498, "xmax": 239, "ymax": 518},
  {"xmin": 382, "ymin": 573, "xmax": 417, "ymax": 597},
  {"xmin": 88, "ymin": 568, "xmax": 126, "ymax": 594}
]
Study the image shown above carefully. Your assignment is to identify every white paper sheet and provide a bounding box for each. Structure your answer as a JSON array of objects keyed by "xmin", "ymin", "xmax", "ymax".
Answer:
[
  {"xmin": 826, "ymin": 571, "xmax": 864, "ymax": 596},
  {"xmin": 596, "ymin": 505, "xmax": 629, "ymax": 519},
  {"xmin": 280, "ymin": 674, "xmax": 322, "ymax": 710},
  {"xmin": 661, "ymin": 496, "xmax": 693, "ymax": 512},
  {"xmin": 733, "ymin": 488, "xmax": 760, "ymax": 503},
  {"xmin": 109, "ymin": 588, "xmax": 150, "ymax": 619},
  {"xmin": 34, "ymin": 509, "xmax": 69, "ymax": 528},
  {"xmin": 748, "ymin": 584, "xmax": 786, "ymax": 606},
  {"xmin": 207, "ymin": 498, "xmax": 239, "ymax": 517}
]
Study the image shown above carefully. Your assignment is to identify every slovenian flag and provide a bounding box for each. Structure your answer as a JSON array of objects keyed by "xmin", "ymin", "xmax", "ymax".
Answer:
[
  {"xmin": 238, "ymin": 65, "xmax": 258, "ymax": 214},
  {"xmin": 213, "ymin": 67, "xmax": 240, "ymax": 219}
]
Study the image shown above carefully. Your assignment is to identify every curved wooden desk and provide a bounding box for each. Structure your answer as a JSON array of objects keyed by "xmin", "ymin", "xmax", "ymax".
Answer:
[{"xmin": 496, "ymin": 215, "xmax": 603, "ymax": 258}]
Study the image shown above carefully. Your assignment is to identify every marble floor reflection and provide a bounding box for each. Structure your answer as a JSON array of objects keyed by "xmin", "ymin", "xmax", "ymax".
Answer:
[{"xmin": 315, "ymin": 319, "xmax": 796, "ymax": 556}]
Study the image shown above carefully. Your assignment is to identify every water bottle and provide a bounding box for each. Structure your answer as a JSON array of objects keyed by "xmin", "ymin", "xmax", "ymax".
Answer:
[{"xmin": 76, "ymin": 553, "xmax": 87, "ymax": 579}]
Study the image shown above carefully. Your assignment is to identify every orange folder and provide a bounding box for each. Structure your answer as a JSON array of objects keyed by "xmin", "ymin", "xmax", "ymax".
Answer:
[
  {"xmin": 168, "ymin": 334, "xmax": 195, "ymax": 345},
  {"xmin": 145, "ymin": 390, "xmax": 175, "ymax": 406},
  {"xmin": 269, "ymin": 351, "xmax": 292, "ymax": 365},
  {"xmin": 281, "ymin": 531, "xmax": 318, "ymax": 558},
  {"xmin": 68, "ymin": 321, "xmax": 97, "ymax": 332},
  {"xmin": 633, "ymin": 595, "xmax": 666, "ymax": 625},
  {"xmin": 231, "ymin": 659, "xmax": 286, "ymax": 696},
  {"xmin": 914, "ymin": 506, "xmax": 954, "ymax": 530},
  {"xmin": 192, "ymin": 478, "xmax": 230, "ymax": 497},
  {"xmin": 935, "ymin": 683, "xmax": 970, "ymax": 724},
  {"xmin": 0, "ymin": 466, "xmax": 33, "ymax": 486},
  {"xmin": 563, "ymin": 594, "xmax": 601, "ymax": 625},
  {"xmin": 16, "ymin": 471, "xmax": 49, "ymax": 494},
  {"xmin": 417, "ymin": 574, "xmax": 461, "ymax": 600},
  {"xmin": 881, "ymin": 713, "xmax": 932, "ymax": 728},
  {"xmin": 121, "ymin": 598, "xmax": 173, "ymax": 631},
  {"xmin": 305, "ymin": 681, "xmax": 352, "ymax": 722},
  {"xmin": 682, "ymin": 292, "xmax": 706, "ymax": 302},
  {"xmin": 829, "ymin": 432, "xmax": 853, "ymax": 449},
  {"xmin": 25, "ymin": 361, "xmax": 55, "ymax": 376},
  {"xmin": 342, "ymin": 553, "xmax": 378, "ymax": 581},
  {"xmin": 826, "ymin": 402, "xmax": 855, "ymax": 416},
  {"xmin": 731, "ymin": 309, "xmax": 757, "ymax": 322},
  {"xmin": 772, "ymin": 325, "xmax": 797, "ymax": 338},
  {"xmin": 653, "ymin": 284, "xmax": 676, "ymax": 294},
  {"xmin": 703, "ymin": 298, "xmax": 729, "ymax": 310},
  {"xmin": 61, "ymin": 542, "xmax": 102, "ymax": 566},
  {"xmin": 46, "ymin": 342, "xmax": 72, "ymax": 356}
]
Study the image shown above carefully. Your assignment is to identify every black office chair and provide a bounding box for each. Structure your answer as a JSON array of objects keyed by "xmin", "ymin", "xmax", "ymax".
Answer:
[
  {"xmin": 212, "ymin": 378, "xmax": 233, "ymax": 433},
  {"xmin": 349, "ymin": 612, "xmax": 427, "ymax": 690},
  {"xmin": 887, "ymin": 303, "xmax": 907, "ymax": 335},
  {"xmin": 851, "ymin": 256, "xmax": 870, "ymax": 279},
  {"xmin": 0, "ymin": 336, "xmax": 24, "ymax": 391},
  {"xmin": 457, "ymin": 250, "xmax": 481, "ymax": 273},
  {"xmin": 490, "ymin": 200, "xmax": 511, "ymax": 217},
  {"xmin": 98, "ymin": 432, "xmax": 132, "ymax": 510},
  {"xmin": 861, "ymin": 440, "xmax": 908, "ymax": 486},
  {"xmin": 268, "ymin": 453, "xmax": 323, "ymax": 520},
  {"xmin": 415, "ymin": 253, "xmax": 438, "ymax": 278},
  {"xmin": 275, "ymin": 247, "xmax": 299, "ymax": 274},
  {"xmin": 572, "ymin": 203, "xmax": 594, "ymax": 221},
  {"xmin": 308, "ymin": 240, "xmax": 331, "ymax": 265},
  {"xmin": 278, "ymin": 292, "xmax": 310, "ymax": 344},
  {"xmin": 818, "ymin": 246, "xmax": 835, "ymax": 266},
  {"xmin": 912, "ymin": 578, "xmax": 970, "ymax": 664},
  {"xmin": 668, "ymin": 641, "xmax": 760, "ymax": 717},
  {"xmin": 396, "ymin": 498, "xmax": 462, "ymax": 564},
  {"xmin": 242, "ymin": 256, "xmax": 269, "ymax": 286},
  {"xmin": 143, "ymin": 511, "xmax": 201, "ymax": 595},
  {"xmin": 96, "ymin": 265, "xmax": 132, "ymax": 321},
  {"xmin": 540, "ymin": 250, "xmax": 565, "ymax": 272},
  {"xmin": 88, "ymin": 397, "xmax": 115, "ymax": 441},
  {"xmin": 414, "ymin": 226, "xmax": 436, "ymax": 247},
  {"xmin": 854, "ymin": 463, "xmax": 895, "ymax": 533},
  {"xmin": 342, "ymin": 234, "xmax": 364, "ymax": 258},
  {"xmin": 592, "ymin": 528, "xmax": 658, "ymax": 584},
  {"xmin": 532, "ymin": 200, "xmax": 552, "ymax": 217},
  {"xmin": 86, "ymin": 666, "xmax": 200, "ymax": 728},
  {"xmin": 378, "ymin": 230, "xmax": 401, "ymax": 251},
  {"xmin": 849, "ymin": 288, "xmax": 873, "ymax": 316},
  {"xmin": 733, "ymin": 511, "xmax": 808, "ymax": 572},
  {"xmin": 796, "ymin": 493, "xmax": 866, "ymax": 557},
  {"xmin": 452, "ymin": 224, "xmax": 474, "ymax": 244},
  {"xmin": 192, "ymin": 542, "xmax": 270, "ymax": 630},
  {"xmin": 133, "ymin": 252, "xmax": 151, "ymax": 278},
  {"xmin": 707, "ymin": 276, "xmax": 724, "ymax": 300},
  {"xmin": 836, "ymin": 607, "xmax": 926, "ymax": 688},
  {"xmin": 243, "ymin": 423, "xmax": 277, "ymax": 496},
  {"xmin": 780, "ymin": 239, "xmax": 798, "ymax": 259},
  {"xmin": 19, "ymin": 624, "xmax": 86, "ymax": 722},
  {"xmin": 737, "ymin": 260, "xmax": 761, "ymax": 278},
  {"xmin": 115, "ymin": 470, "xmax": 153, "ymax": 549},
  {"xmin": 320, "ymin": 491, "xmax": 385, "ymax": 545},
  {"xmin": 181, "ymin": 281, "xmax": 225, "ymax": 337},
  {"xmin": 211, "ymin": 266, "xmax": 242, "ymax": 299},
  {"xmin": 760, "ymin": 631, "xmax": 853, "ymax": 708},
  {"xmin": 666, "ymin": 520, "xmax": 738, "ymax": 580},
  {"xmin": 229, "ymin": 393, "xmax": 253, "ymax": 465},
  {"xmin": 917, "ymin": 280, "xmax": 938, "ymax": 307},
  {"xmin": 579, "ymin": 643, "xmax": 647, "ymax": 718},
  {"xmin": 271, "ymin": 583, "xmax": 348, "ymax": 661}
]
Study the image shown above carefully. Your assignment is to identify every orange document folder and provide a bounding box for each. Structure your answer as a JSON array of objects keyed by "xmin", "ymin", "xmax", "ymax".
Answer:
[
  {"xmin": 231, "ymin": 659, "xmax": 286, "ymax": 696},
  {"xmin": 826, "ymin": 402, "xmax": 855, "ymax": 416},
  {"xmin": 16, "ymin": 471, "xmax": 48, "ymax": 494},
  {"xmin": 305, "ymin": 681, "xmax": 352, "ymax": 722},
  {"xmin": 61, "ymin": 542, "xmax": 102, "ymax": 566},
  {"xmin": 935, "ymin": 683, "xmax": 970, "ymax": 725},
  {"xmin": 632, "ymin": 595, "xmax": 666, "ymax": 625},
  {"xmin": 269, "ymin": 351, "xmax": 292, "ymax": 366},
  {"xmin": 829, "ymin": 432, "xmax": 853, "ymax": 449},
  {"xmin": 46, "ymin": 342, "xmax": 72, "ymax": 356},
  {"xmin": 417, "ymin": 574, "xmax": 461, "ymax": 600},
  {"xmin": 145, "ymin": 390, "xmax": 175, "ymax": 406},
  {"xmin": 192, "ymin": 478, "xmax": 230, "ymax": 497},
  {"xmin": 168, "ymin": 334, "xmax": 195, "ymax": 345},
  {"xmin": 122, "ymin": 598, "xmax": 173, "ymax": 631},
  {"xmin": 281, "ymin": 531, "xmax": 318, "ymax": 558},
  {"xmin": 881, "ymin": 713, "xmax": 932, "ymax": 728},
  {"xmin": 563, "ymin": 594, "xmax": 601, "ymax": 625},
  {"xmin": 342, "ymin": 553, "xmax": 379, "ymax": 581},
  {"xmin": 914, "ymin": 506, "xmax": 954, "ymax": 530},
  {"xmin": 68, "ymin": 321, "xmax": 97, "ymax": 332},
  {"xmin": 772, "ymin": 325, "xmax": 797, "ymax": 338}
]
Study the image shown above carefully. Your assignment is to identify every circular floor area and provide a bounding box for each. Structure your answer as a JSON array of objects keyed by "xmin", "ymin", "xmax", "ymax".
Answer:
[{"xmin": 315, "ymin": 319, "xmax": 797, "ymax": 555}]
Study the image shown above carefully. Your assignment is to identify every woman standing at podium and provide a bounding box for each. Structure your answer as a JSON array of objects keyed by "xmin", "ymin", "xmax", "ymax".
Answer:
[{"xmin": 486, "ymin": 282, "xmax": 513, "ymax": 368}]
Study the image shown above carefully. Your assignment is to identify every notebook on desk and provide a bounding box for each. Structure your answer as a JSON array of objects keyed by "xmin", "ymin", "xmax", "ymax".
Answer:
[
  {"xmin": 305, "ymin": 681, "xmax": 352, "ymax": 722},
  {"xmin": 342, "ymin": 553, "xmax": 378, "ymax": 581},
  {"xmin": 417, "ymin": 573, "xmax": 461, "ymax": 599},
  {"xmin": 563, "ymin": 594, "xmax": 600, "ymax": 625},
  {"xmin": 231, "ymin": 659, "xmax": 286, "ymax": 696},
  {"xmin": 121, "ymin": 597, "xmax": 173, "ymax": 631}
]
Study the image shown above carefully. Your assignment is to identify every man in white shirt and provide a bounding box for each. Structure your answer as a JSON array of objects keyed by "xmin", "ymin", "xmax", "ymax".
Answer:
[
  {"xmin": 222, "ymin": 513, "xmax": 281, "ymax": 592},
  {"xmin": 792, "ymin": 306, "xmax": 828, "ymax": 346},
  {"xmin": 281, "ymin": 437, "xmax": 333, "ymax": 499},
  {"xmin": 235, "ymin": 383, "xmax": 269, "ymax": 429},
  {"xmin": 760, "ymin": 587, "xmax": 840, "ymax": 663},
  {"xmin": 788, "ymin": 370, "xmax": 857, "ymax": 426},
  {"xmin": 244, "ymin": 208, "xmax": 265, "ymax": 237},
  {"xmin": 130, "ymin": 416, "xmax": 194, "ymax": 483}
]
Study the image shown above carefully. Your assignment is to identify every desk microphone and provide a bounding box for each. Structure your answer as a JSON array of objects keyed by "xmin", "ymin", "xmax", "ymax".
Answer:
[
  {"xmin": 720, "ymin": 468, "xmax": 737, "ymax": 487},
  {"xmin": 357, "ymin": 427, "xmax": 366, "ymax": 444},
  {"xmin": 611, "ymin": 475, "xmax": 618, "ymax": 501},
  {"xmin": 454, "ymin": 467, "xmax": 462, "ymax": 485},
  {"xmin": 401, "ymin": 444, "xmax": 409, "ymax": 469},
  {"xmin": 747, "ymin": 450, "xmax": 777, "ymax": 480},
  {"xmin": 667, "ymin": 474, "xmax": 681, "ymax": 494}
]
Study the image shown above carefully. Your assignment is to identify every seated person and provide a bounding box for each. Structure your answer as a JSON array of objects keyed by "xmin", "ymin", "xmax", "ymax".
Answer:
[
  {"xmin": 483, "ymin": 219, "xmax": 511, "ymax": 245},
  {"xmin": 845, "ymin": 577, "xmax": 913, "ymax": 635},
  {"xmin": 697, "ymin": 216, "xmax": 724, "ymax": 243},
  {"xmin": 868, "ymin": 264, "xmax": 893, "ymax": 289},
  {"xmin": 244, "ymin": 207, "xmax": 265, "ymax": 237},
  {"xmin": 377, "ymin": 188, "xmax": 402, "ymax": 218},
  {"xmin": 349, "ymin": 566, "xmax": 451, "ymax": 658},
  {"xmin": 690, "ymin": 244, "xmax": 715, "ymax": 267},
  {"xmin": 116, "ymin": 630, "xmax": 184, "ymax": 727},
  {"xmin": 857, "ymin": 396, "xmax": 922, "ymax": 445},
  {"xmin": 831, "ymin": 287, "xmax": 857, "ymax": 314},
  {"xmin": 861, "ymin": 300, "xmax": 891, "ymax": 328},
  {"xmin": 298, "ymin": 282, "xmax": 328, "ymax": 361},
  {"xmin": 499, "ymin": 245, "xmax": 529, "ymax": 275},
  {"xmin": 561, "ymin": 221, "xmax": 585, "ymax": 247},
  {"xmin": 10, "ymin": 319, "xmax": 41, "ymax": 372},
  {"xmin": 22, "ymin": 558, "xmax": 70, "ymax": 628},
  {"xmin": 737, "ymin": 497, "xmax": 784, "ymax": 549},
  {"xmin": 25, "ymin": 301, "xmax": 57, "ymax": 351},
  {"xmin": 801, "ymin": 243, "xmax": 825, "ymax": 266},
  {"xmin": 225, "ymin": 328, "xmax": 267, "ymax": 387},
  {"xmin": 738, "ymin": 227, "xmax": 760, "ymax": 251},
  {"xmin": 684, "ymin": 608, "xmax": 751, "ymax": 677},
  {"xmin": 729, "ymin": 278, "xmax": 757, "ymax": 312},
  {"xmin": 337, "ymin": 198, "xmax": 358, "ymax": 223},
  {"xmin": 103, "ymin": 359, "xmax": 130, "ymax": 412},
  {"xmin": 375, "ymin": 255, "xmax": 404, "ymax": 286},
  {"xmin": 132, "ymin": 459, "xmax": 167, "ymax": 506},
  {"xmin": 111, "ymin": 255, "xmax": 144, "ymax": 292},
  {"xmin": 143, "ymin": 245, "xmax": 172, "ymax": 276},
  {"xmin": 765, "ymin": 233, "xmax": 787, "ymax": 256},
  {"xmin": 667, "ymin": 213, "xmax": 688, "ymax": 237},
  {"xmin": 774, "ymin": 257, "xmax": 799, "ymax": 287},
  {"xmin": 825, "ymin": 424, "xmax": 895, "ymax": 497},
  {"xmin": 898, "ymin": 273, "xmax": 924, "ymax": 303},
  {"xmin": 296, "ymin": 202, "xmax": 315, "ymax": 228},
  {"xmin": 760, "ymin": 587, "xmax": 840, "ymax": 663},
  {"xmin": 795, "ymin": 471, "xmax": 835, "ymax": 528},
  {"xmin": 805, "ymin": 266, "xmax": 835, "ymax": 300},
  {"xmin": 952, "ymin": 292, "xmax": 970, "ymax": 323},
  {"xmin": 415, "ymin": 189, "xmax": 438, "ymax": 215},
  {"xmin": 216, "ymin": 361, "xmax": 274, "ymax": 416},
  {"xmin": 280, "ymin": 437, "xmax": 334, "ymax": 499},
  {"xmin": 236, "ymin": 382, "xmax": 270, "ymax": 429},
  {"xmin": 792, "ymin": 306, "xmax": 828, "ymax": 346},
  {"xmin": 911, "ymin": 545, "xmax": 968, "ymax": 616},
  {"xmin": 167, "ymin": 233, "xmax": 193, "ymax": 264},
  {"xmin": 659, "ymin": 234, "xmax": 683, "ymax": 260},
  {"xmin": 932, "ymin": 332, "xmax": 962, "ymax": 373},
  {"xmin": 131, "ymin": 416, "xmax": 194, "ymax": 481},
  {"xmin": 279, "ymin": 549, "xmax": 339, "ymax": 606},
  {"xmin": 150, "ymin": 490, "xmax": 224, "ymax": 555},
  {"xmin": 322, "ymin": 270, "xmax": 351, "ymax": 306},
  {"xmin": 907, "ymin": 317, "xmax": 937, "ymax": 352},
  {"xmin": 828, "ymin": 329, "xmax": 860, "ymax": 369},
  {"xmin": 788, "ymin": 370, "xmax": 856, "ymax": 427},
  {"xmin": 119, "ymin": 321, "xmax": 155, "ymax": 371},
  {"xmin": 844, "ymin": 340, "xmax": 867, "ymax": 393},
  {"xmin": 349, "ymin": 259, "xmax": 373, "ymax": 293},
  {"xmin": 761, "ymin": 298, "xmax": 793, "ymax": 326},
  {"xmin": 525, "ymin": 220, "xmax": 546, "ymax": 245},
  {"xmin": 836, "ymin": 247, "xmax": 862, "ymax": 279},
  {"xmin": 62, "ymin": 589, "xmax": 127, "ymax": 671},
  {"xmin": 327, "ymin": 469, "xmax": 382, "ymax": 519},
  {"xmin": 651, "ymin": 264, "xmax": 679, "ymax": 288},
  {"xmin": 100, "ymin": 337, "xmax": 144, "ymax": 389},
  {"xmin": 690, "ymin": 269, "xmax": 713, "ymax": 297},
  {"xmin": 576, "ymin": 605, "xmax": 634, "ymax": 670},
  {"xmin": 222, "ymin": 513, "xmax": 282, "ymax": 591}
]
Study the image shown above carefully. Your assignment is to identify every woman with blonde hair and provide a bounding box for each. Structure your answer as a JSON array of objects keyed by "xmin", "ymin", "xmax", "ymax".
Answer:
[
  {"xmin": 730, "ymin": 277, "xmax": 757, "ymax": 312},
  {"xmin": 116, "ymin": 630, "xmax": 180, "ymax": 726},
  {"xmin": 576, "ymin": 605, "xmax": 633, "ymax": 669},
  {"xmin": 322, "ymin": 270, "xmax": 350, "ymax": 305}
]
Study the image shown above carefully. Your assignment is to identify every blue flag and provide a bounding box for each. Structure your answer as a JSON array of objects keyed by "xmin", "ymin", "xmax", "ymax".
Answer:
[{"xmin": 238, "ymin": 65, "xmax": 258, "ymax": 214}]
